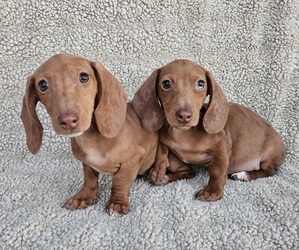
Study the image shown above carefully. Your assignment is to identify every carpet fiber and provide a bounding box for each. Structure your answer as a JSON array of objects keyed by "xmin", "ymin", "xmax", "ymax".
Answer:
[{"xmin": 1, "ymin": 0, "xmax": 299, "ymax": 249}]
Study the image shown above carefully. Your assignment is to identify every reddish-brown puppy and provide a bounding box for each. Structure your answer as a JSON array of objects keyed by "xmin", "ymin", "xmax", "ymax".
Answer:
[
  {"xmin": 132, "ymin": 59, "xmax": 286, "ymax": 201},
  {"xmin": 21, "ymin": 53, "xmax": 158, "ymax": 215}
]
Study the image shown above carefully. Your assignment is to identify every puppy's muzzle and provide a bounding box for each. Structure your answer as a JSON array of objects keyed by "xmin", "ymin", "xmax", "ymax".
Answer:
[
  {"xmin": 175, "ymin": 108, "xmax": 193, "ymax": 124},
  {"xmin": 58, "ymin": 113, "xmax": 79, "ymax": 131}
]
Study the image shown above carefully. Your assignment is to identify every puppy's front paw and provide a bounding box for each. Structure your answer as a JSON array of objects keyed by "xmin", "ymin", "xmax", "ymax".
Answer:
[
  {"xmin": 106, "ymin": 200, "xmax": 129, "ymax": 216},
  {"xmin": 63, "ymin": 192, "xmax": 97, "ymax": 210},
  {"xmin": 148, "ymin": 168, "xmax": 169, "ymax": 185},
  {"xmin": 231, "ymin": 171, "xmax": 249, "ymax": 181},
  {"xmin": 195, "ymin": 185, "xmax": 223, "ymax": 202}
]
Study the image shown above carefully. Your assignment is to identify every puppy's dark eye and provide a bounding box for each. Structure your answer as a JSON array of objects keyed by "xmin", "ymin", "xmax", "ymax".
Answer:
[
  {"xmin": 196, "ymin": 80, "xmax": 205, "ymax": 90},
  {"xmin": 79, "ymin": 73, "xmax": 89, "ymax": 83},
  {"xmin": 161, "ymin": 80, "xmax": 172, "ymax": 90},
  {"xmin": 38, "ymin": 80, "xmax": 49, "ymax": 92}
]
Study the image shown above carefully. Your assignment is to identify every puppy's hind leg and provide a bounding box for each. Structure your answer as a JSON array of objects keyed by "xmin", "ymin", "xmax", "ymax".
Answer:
[
  {"xmin": 165, "ymin": 152, "xmax": 196, "ymax": 182},
  {"xmin": 63, "ymin": 163, "xmax": 99, "ymax": 210},
  {"xmin": 231, "ymin": 144, "xmax": 286, "ymax": 181}
]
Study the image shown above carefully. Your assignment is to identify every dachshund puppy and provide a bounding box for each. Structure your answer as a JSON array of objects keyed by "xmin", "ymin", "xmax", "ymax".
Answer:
[
  {"xmin": 21, "ymin": 53, "xmax": 158, "ymax": 216},
  {"xmin": 132, "ymin": 59, "xmax": 286, "ymax": 201}
]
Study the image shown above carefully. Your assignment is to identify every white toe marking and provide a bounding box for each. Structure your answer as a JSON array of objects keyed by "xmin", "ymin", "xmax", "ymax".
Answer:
[{"xmin": 231, "ymin": 171, "xmax": 249, "ymax": 181}]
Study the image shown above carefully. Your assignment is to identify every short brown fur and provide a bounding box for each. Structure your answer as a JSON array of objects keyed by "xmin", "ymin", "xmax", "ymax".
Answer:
[
  {"xmin": 21, "ymin": 53, "xmax": 158, "ymax": 215},
  {"xmin": 132, "ymin": 59, "xmax": 286, "ymax": 201}
]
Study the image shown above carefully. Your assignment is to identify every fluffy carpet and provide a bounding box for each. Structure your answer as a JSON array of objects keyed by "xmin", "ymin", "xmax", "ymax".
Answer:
[{"xmin": 1, "ymin": 0, "xmax": 299, "ymax": 249}]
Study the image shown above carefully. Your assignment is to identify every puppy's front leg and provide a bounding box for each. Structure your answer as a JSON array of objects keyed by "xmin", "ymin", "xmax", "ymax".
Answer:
[
  {"xmin": 195, "ymin": 143, "xmax": 229, "ymax": 202},
  {"xmin": 149, "ymin": 143, "xmax": 196, "ymax": 185},
  {"xmin": 148, "ymin": 142, "xmax": 170, "ymax": 185},
  {"xmin": 106, "ymin": 156, "xmax": 142, "ymax": 216},
  {"xmin": 64, "ymin": 163, "xmax": 99, "ymax": 209}
]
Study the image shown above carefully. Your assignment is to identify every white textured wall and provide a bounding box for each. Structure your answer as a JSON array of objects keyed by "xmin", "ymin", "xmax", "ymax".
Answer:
[{"xmin": 1, "ymin": 0, "xmax": 298, "ymax": 161}]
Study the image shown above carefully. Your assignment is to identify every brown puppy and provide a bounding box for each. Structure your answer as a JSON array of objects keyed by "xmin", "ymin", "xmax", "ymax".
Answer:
[
  {"xmin": 21, "ymin": 53, "xmax": 158, "ymax": 216},
  {"xmin": 132, "ymin": 59, "xmax": 286, "ymax": 201}
]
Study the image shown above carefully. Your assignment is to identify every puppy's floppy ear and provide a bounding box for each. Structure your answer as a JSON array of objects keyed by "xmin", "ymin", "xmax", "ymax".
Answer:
[
  {"xmin": 91, "ymin": 61, "xmax": 128, "ymax": 138},
  {"xmin": 20, "ymin": 76, "xmax": 43, "ymax": 154},
  {"xmin": 132, "ymin": 69, "xmax": 165, "ymax": 131},
  {"xmin": 203, "ymin": 71, "xmax": 229, "ymax": 134}
]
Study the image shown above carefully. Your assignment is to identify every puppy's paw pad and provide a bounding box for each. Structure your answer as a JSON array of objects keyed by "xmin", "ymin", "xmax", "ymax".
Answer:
[
  {"xmin": 231, "ymin": 171, "xmax": 249, "ymax": 181},
  {"xmin": 149, "ymin": 175, "xmax": 169, "ymax": 185},
  {"xmin": 195, "ymin": 186, "xmax": 223, "ymax": 202},
  {"xmin": 106, "ymin": 201, "xmax": 129, "ymax": 216},
  {"xmin": 181, "ymin": 170, "xmax": 197, "ymax": 180},
  {"xmin": 63, "ymin": 197, "xmax": 96, "ymax": 210},
  {"xmin": 148, "ymin": 169, "xmax": 169, "ymax": 185}
]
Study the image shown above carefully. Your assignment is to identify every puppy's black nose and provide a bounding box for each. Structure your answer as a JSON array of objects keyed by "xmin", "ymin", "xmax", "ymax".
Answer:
[
  {"xmin": 58, "ymin": 113, "xmax": 79, "ymax": 130},
  {"xmin": 176, "ymin": 109, "xmax": 193, "ymax": 123}
]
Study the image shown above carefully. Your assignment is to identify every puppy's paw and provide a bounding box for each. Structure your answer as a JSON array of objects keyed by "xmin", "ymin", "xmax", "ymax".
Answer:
[
  {"xmin": 170, "ymin": 169, "xmax": 197, "ymax": 181},
  {"xmin": 231, "ymin": 171, "xmax": 249, "ymax": 181},
  {"xmin": 106, "ymin": 200, "xmax": 129, "ymax": 216},
  {"xmin": 195, "ymin": 185, "xmax": 223, "ymax": 202},
  {"xmin": 63, "ymin": 194, "xmax": 97, "ymax": 210},
  {"xmin": 148, "ymin": 169, "xmax": 169, "ymax": 185}
]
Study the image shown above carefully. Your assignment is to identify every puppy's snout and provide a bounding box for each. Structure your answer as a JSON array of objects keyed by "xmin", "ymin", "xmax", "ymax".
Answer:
[
  {"xmin": 176, "ymin": 109, "xmax": 193, "ymax": 124},
  {"xmin": 58, "ymin": 113, "xmax": 79, "ymax": 130}
]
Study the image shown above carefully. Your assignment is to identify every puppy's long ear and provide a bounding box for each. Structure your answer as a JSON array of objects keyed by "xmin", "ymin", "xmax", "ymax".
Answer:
[
  {"xmin": 20, "ymin": 76, "xmax": 43, "ymax": 154},
  {"xmin": 91, "ymin": 62, "xmax": 128, "ymax": 138},
  {"xmin": 131, "ymin": 69, "xmax": 165, "ymax": 131},
  {"xmin": 203, "ymin": 71, "xmax": 229, "ymax": 134}
]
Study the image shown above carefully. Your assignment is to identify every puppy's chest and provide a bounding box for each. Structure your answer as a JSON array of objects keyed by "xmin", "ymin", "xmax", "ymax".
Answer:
[
  {"xmin": 160, "ymin": 128, "xmax": 211, "ymax": 165},
  {"xmin": 72, "ymin": 137, "xmax": 121, "ymax": 174}
]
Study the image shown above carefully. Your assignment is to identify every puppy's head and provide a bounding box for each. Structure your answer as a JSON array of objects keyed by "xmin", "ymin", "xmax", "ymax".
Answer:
[
  {"xmin": 132, "ymin": 59, "xmax": 229, "ymax": 133},
  {"xmin": 21, "ymin": 53, "xmax": 127, "ymax": 154}
]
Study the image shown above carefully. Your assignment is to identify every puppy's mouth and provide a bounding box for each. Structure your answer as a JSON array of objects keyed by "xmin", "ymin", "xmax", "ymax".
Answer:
[
  {"xmin": 63, "ymin": 131, "xmax": 84, "ymax": 138},
  {"xmin": 167, "ymin": 109, "xmax": 201, "ymax": 129},
  {"xmin": 54, "ymin": 113, "xmax": 93, "ymax": 138},
  {"xmin": 175, "ymin": 125, "xmax": 192, "ymax": 130},
  {"xmin": 167, "ymin": 119, "xmax": 194, "ymax": 130}
]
